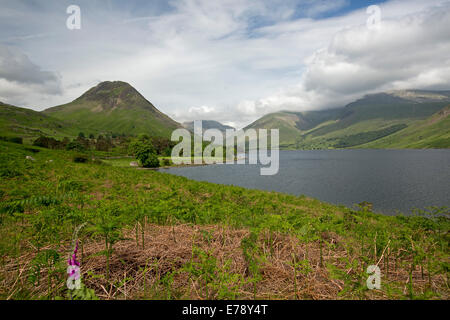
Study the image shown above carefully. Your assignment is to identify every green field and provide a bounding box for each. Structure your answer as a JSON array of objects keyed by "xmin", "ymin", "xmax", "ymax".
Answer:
[{"xmin": 0, "ymin": 140, "xmax": 448, "ymax": 300}]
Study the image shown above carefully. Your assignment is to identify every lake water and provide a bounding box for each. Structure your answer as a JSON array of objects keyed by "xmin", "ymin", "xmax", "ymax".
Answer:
[{"xmin": 159, "ymin": 150, "xmax": 450, "ymax": 215}]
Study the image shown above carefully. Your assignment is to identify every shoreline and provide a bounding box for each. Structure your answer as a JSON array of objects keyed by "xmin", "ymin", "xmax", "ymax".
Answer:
[{"xmin": 136, "ymin": 157, "xmax": 246, "ymax": 170}]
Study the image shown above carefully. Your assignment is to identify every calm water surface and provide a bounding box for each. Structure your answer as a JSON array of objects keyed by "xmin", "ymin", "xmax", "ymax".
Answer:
[{"xmin": 159, "ymin": 150, "xmax": 450, "ymax": 215}]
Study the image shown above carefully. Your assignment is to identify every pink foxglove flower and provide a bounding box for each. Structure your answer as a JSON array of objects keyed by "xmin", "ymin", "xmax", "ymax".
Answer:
[{"xmin": 67, "ymin": 241, "xmax": 81, "ymax": 290}]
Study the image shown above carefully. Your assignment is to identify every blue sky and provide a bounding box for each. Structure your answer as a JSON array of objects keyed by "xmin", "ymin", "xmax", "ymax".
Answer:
[{"xmin": 0, "ymin": 0, "xmax": 449, "ymax": 128}]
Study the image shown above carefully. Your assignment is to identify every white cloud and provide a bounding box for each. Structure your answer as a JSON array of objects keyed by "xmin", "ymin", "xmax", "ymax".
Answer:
[
  {"xmin": 0, "ymin": 45, "xmax": 62, "ymax": 106},
  {"xmin": 238, "ymin": 0, "xmax": 450, "ymax": 127},
  {"xmin": 300, "ymin": 0, "xmax": 350, "ymax": 18},
  {"xmin": 0, "ymin": 0, "xmax": 449, "ymax": 128},
  {"xmin": 187, "ymin": 105, "xmax": 216, "ymax": 117}
]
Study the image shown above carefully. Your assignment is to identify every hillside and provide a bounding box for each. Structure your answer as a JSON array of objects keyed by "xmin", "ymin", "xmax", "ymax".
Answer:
[
  {"xmin": 44, "ymin": 81, "xmax": 181, "ymax": 138},
  {"xmin": 0, "ymin": 102, "xmax": 76, "ymax": 142},
  {"xmin": 245, "ymin": 90, "xmax": 450, "ymax": 149},
  {"xmin": 245, "ymin": 109, "xmax": 343, "ymax": 146},
  {"xmin": 360, "ymin": 105, "xmax": 450, "ymax": 149},
  {"xmin": 0, "ymin": 140, "xmax": 448, "ymax": 300}
]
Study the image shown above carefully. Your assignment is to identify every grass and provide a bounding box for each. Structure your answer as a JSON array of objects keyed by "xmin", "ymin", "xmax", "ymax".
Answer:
[
  {"xmin": 0, "ymin": 140, "xmax": 448, "ymax": 300},
  {"xmin": 101, "ymin": 157, "xmax": 136, "ymax": 167}
]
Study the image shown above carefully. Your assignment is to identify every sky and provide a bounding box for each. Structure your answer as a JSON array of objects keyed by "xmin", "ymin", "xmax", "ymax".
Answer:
[{"xmin": 0, "ymin": 0, "xmax": 449, "ymax": 129}]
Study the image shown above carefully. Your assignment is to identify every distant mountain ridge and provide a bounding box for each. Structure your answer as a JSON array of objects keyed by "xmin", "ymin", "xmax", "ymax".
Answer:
[
  {"xmin": 245, "ymin": 89, "xmax": 450, "ymax": 149},
  {"xmin": 1, "ymin": 86, "xmax": 449, "ymax": 149},
  {"xmin": 385, "ymin": 89, "xmax": 450, "ymax": 102},
  {"xmin": 182, "ymin": 120, "xmax": 234, "ymax": 134}
]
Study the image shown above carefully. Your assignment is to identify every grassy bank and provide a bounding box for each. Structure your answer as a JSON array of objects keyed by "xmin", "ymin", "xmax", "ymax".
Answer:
[{"xmin": 0, "ymin": 141, "xmax": 448, "ymax": 300}]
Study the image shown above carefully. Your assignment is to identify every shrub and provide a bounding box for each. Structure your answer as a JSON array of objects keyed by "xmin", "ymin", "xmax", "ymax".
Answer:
[
  {"xmin": 0, "ymin": 136, "xmax": 23, "ymax": 144},
  {"xmin": 73, "ymin": 154, "xmax": 89, "ymax": 163},
  {"xmin": 24, "ymin": 147, "xmax": 40, "ymax": 153},
  {"xmin": 95, "ymin": 138, "xmax": 111, "ymax": 152},
  {"xmin": 66, "ymin": 141, "xmax": 86, "ymax": 152},
  {"xmin": 129, "ymin": 137, "xmax": 160, "ymax": 168},
  {"xmin": 162, "ymin": 158, "xmax": 171, "ymax": 166},
  {"xmin": 151, "ymin": 136, "xmax": 175, "ymax": 155},
  {"xmin": 141, "ymin": 153, "xmax": 160, "ymax": 168},
  {"xmin": 0, "ymin": 166, "xmax": 22, "ymax": 178},
  {"xmin": 33, "ymin": 136, "xmax": 61, "ymax": 149},
  {"xmin": 33, "ymin": 136, "xmax": 49, "ymax": 148}
]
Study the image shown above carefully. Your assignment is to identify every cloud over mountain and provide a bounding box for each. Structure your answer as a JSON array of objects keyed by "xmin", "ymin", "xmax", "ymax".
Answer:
[
  {"xmin": 0, "ymin": 0, "xmax": 449, "ymax": 127},
  {"xmin": 230, "ymin": 1, "xmax": 450, "ymax": 127}
]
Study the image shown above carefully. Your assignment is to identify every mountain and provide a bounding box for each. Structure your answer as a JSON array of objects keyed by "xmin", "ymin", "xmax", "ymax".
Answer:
[
  {"xmin": 182, "ymin": 120, "xmax": 235, "ymax": 134},
  {"xmin": 2, "ymin": 86, "xmax": 449, "ymax": 149},
  {"xmin": 245, "ymin": 90, "xmax": 450, "ymax": 149},
  {"xmin": 43, "ymin": 81, "xmax": 181, "ymax": 137},
  {"xmin": 245, "ymin": 109, "xmax": 343, "ymax": 146}
]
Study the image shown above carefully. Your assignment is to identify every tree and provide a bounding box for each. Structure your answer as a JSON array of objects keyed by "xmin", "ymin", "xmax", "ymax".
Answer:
[
  {"xmin": 137, "ymin": 133, "xmax": 150, "ymax": 140},
  {"xmin": 33, "ymin": 136, "xmax": 61, "ymax": 149},
  {"xmin": 95, "ymin": 136, "xmax": 111, "ymax": 152},
  {"xmin": 66, "ymin": 140, "xmax": 86, "ymax": 152},
  {"xmin": 62, "ymin": 137, "xmax": 70, "ymax": 147},
  {"xmin": 151, "ymin": 136, "xmax": 175, "ymax": 156},
  {"xmin": 76, "ymin": 136, "xmax": 90, "ymax": 150},
  {"xmin": 129, "ymin": 137, "xmax": 160, "ymax": 168},
  {"xmin": 78, "ymin": 132, "xmax": 85, "ymax": 138}
]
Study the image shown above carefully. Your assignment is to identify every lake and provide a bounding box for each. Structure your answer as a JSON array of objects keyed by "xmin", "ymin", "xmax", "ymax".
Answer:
[{"xmin": 159, "ymin": 149, "xmax": 450, "ymax": 215}]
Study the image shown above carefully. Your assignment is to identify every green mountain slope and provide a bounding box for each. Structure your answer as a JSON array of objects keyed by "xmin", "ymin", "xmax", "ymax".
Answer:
[
  {"xmin": 44, "ymin": 81, "xmax": 181, "ymax": 137},
  {"xmin": 359, "ymin": 106, "xmax": 450, "ymax": 149},
  {"xmin": 245, "ymin": 90, "xmax": 450, "ymax": 149},
  {"xmin": 245, "ymin": 112, "xmax": 302, "ymax": 145},
  {"xmin": 0, "ymin": 102, "xmax": 76, "ymax": 142},
  {"xmin": 245, "ymin": 109, "xmax": 344, "ymax": 147}
]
